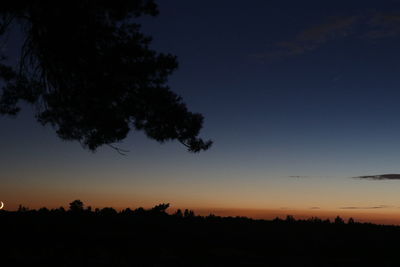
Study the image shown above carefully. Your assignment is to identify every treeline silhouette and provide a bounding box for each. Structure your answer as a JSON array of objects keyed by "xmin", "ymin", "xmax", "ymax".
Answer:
[{"xmin": 1, "ymin": 200, "xmax": 400, "ymax": 267}]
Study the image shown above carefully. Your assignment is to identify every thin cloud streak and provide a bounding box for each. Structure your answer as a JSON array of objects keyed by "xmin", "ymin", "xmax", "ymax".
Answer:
[
  {"xmin": 340, "ymin": 205, "xmax": 391, "ymax": 210},
  {"xmin": 354, "ymin": 174, "xmax": 400, "ymax": 180}
]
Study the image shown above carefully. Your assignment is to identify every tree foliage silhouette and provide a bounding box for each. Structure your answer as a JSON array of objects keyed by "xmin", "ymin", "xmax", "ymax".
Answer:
[
  {"xmin": 334, "ymin": 216, "xmax": 345, "ymax": 224},
  {"xmin": 69, "ymin": 199, "xmax": 84, "ymax": 212},
  {"xmin": 150, "ymin": 203, "xmax": 170, "ymax": 214},
  {"xmin": 0, "ymin": 0, "xmax": 212, "ymax": 152}
]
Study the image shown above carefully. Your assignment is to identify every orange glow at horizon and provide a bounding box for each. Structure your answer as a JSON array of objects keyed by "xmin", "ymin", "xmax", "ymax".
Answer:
[
  {"xmin": 3, "ymin": 196, "xmax": 400, "ymax": 225},
  {"xmin": 189, "ymin": 207, "xmax": 400, "ymax": 225},
  {"xmin": 3, "ymin": 172, "xmax": 400, "ymax": 226}
]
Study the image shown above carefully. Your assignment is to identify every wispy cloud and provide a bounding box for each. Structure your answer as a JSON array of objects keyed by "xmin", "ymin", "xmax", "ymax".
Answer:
[
  {"xmin": 365, "ymin": 13, "xmax": 400, "ymax": 39},
  {"xmin": 253, "ymin": 12, "xmax": 400, "ymax": 61},
  {"xmin": 288, "ymin": 175, "xmax": 309, "ymax": 178},
  {"xmin": 309, "ymin": 207, "xmax": 320, "ymax": 210},
  {"xmin": 297, "ymin": 16, "xmax": 357, "ymax": 42},
  {"xmin": 353, "ymin": 174, "xmax": 400, "ymax": 180},
  {"xmin": 253, "ymin": 16, "xmax": 358, "ymax": 60},
  {"xmin": 340, "ymin": 205, "xmax": 391, "ymax": 210}
]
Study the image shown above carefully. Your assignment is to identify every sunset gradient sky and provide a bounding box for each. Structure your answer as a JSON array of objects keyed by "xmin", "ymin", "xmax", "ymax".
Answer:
[{"xmin": 2, "ymin": 0, "xmax": 400, "ymax": 224}]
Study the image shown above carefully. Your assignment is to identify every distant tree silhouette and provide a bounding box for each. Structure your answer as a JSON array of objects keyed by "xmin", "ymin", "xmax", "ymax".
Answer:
[
  {"xmin": 183, "ymin": 209, "xmax": 195, "ymax": 218},
  {"xmin": 307, "ymin": 217, "xmax": 322, "ymax": 223},
  {"xmin": 348, "ymin": 217, "xmax": 355, "ymax": 224},
  {"xmin": 151, "ymin": 203, "xmax": 170, "ymax": 214},
  {"xmin": 285, "ymin": 215, "xmax": 296, "ymax": 223},
  {"xmin": 121, "ymin": 208, "xmax": 133, "ymax": 215},
  {"xmin": 174, "ymin": 209, "xmax": 183, "ymax": 218},
  {"xmin": 69, "ymin": 199, "xmax": 84, "ymax": 212},
  {"xmin": 133, "ymin": 207, "xmax": 146, "ymax": 215},
  {"xmin": 17, "ymin": 204, "xmax": 29, "ymax": 212},
  {"xmin": 38, "ymin": 207, "xmax": 49, "ymax": 213},
  {"xmin": 334, "ymin": 216, "xmax": 345, "ymax": 224},
  {"xmin": 100, "ymin": 207, "xmax": 117, "ymax": 215},
  {"xmin": 0, "ymin": 0, "xmax": 212, "ymax": 153},
  {"xmin": 206, "ymin": 213, "xmax": 217, "ymax": 219},
  {"xmin": 54, "ymin": 206, "xmax": 66, "ymax": 213}
]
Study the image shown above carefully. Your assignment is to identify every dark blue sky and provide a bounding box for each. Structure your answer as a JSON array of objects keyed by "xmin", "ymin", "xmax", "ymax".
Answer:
[
  {"xmin": 2, "ymin": 0, "xmax": 400, "ymax": 222},
  {"xmin": 141, "ymin": 0, "xmax": 400, "ymax": 135},
  {"xmin": 139, "ymin": 0, "xmax": 400, "ymax": 168}
]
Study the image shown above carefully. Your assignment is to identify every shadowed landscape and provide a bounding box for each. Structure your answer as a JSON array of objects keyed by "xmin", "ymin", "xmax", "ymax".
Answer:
[
  {"xmin": 2, "ymin": 200, "xmax": 400, "ymax": 267},
  {"xmin": 2, "ymin": 1, "xmax": 400, "ymax": 266}
]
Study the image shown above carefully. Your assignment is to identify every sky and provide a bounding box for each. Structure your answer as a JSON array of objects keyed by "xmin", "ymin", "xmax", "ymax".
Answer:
[{"xmin": 2, "ymin": 0, "xmax": 400, "ymax": 224}]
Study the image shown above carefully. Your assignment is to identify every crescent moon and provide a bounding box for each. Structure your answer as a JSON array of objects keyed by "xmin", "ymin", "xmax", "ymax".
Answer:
[{"xmin": 0, "ymin": 201, "xmax": 3, "ymax": 210}]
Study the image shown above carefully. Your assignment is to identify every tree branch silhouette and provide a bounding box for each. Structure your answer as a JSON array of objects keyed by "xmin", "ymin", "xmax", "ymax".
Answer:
[
  {"xmin": 0, "ymin": 0, "xmax": 212, "ymax": 153},
  {"xmin": 106, "ymin": 144, "xmax": 129, "ymax": 156}
]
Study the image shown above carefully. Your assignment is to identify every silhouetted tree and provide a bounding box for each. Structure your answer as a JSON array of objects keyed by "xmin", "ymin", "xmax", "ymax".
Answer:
[
  {"xmin": 100, "ymin": 207, "xmax": 117, "ymax": 216},
  {"xmin": 323, "ymin": 218, "xmax": 331, "ymax": 224},
  {"xmin": 151, "ymin": 203, "xmax": 170, "ymax": 214},
  {"xmin": 38, "ymin": 207, "xmax": 49, "ymax": 213},
  {"xmin": 174, "ymin": 209, "xmax": 183, "ymax": 218},
  {"xmin": 285, "ymin": 215, "xmax": 296, "ymax": 223},
  {"xmin": 272, "ymin": 217, "xmax": 283, "ymax": 223},
  {"xmin": 334, "ymin": 216, "xmax": 345, "ymax": 224},
  {"xmin": 133, "ymin": 207, "xmax": 146, "ymax": 215},
  {"xmin": 308, "ymin": 217, "xmax": 322, "ymax": 223},
  {"xmin": 54, "ymin": 206, "xmax": 66, "ymax": 214},
  {"xmin": 183, "ymin": 209, "xmax": 195, "ymax": 218},
  {"xmin": 0, "ymin": 0, "xmax": 212, "ymax": 153},
  {"xmin": 17, "ymin": 204, "xmax": 29, "ymax": 212},
  {"xmin": 121, "ymin": 208, "xmax": 133, "ymax": 215},
  {"xmin": 69, "ymin": 199, "xmax": 84, "ymax": 212},
  {"xmin": 348, "ymin": 217, "xmax": 355, "ymax": 224}
]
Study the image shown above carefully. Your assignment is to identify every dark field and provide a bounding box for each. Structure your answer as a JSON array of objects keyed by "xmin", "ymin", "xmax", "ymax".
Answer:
[{"xmin": 1, "ymin": 204, "xmax": 400, "ymax": 267}]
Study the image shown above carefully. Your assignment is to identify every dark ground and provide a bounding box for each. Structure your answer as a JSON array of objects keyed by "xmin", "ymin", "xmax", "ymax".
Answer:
[{"xmin": 1, "ymin": 205, "xmax": 400, "ymax": 267}]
